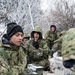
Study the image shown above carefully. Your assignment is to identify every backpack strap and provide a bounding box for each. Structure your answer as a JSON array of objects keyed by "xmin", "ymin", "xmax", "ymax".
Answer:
[{"xmin": 0, "ymin": 48, "xmax": 9, "ymax": 60}]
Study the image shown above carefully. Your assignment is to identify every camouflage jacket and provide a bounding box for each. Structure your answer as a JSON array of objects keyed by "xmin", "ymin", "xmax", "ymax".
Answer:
[
  {"xmin": 0, "ymin": 48, "xmax": 10, "ymax": 75},
  {"xmin": 62, "ymin": 28, "xmax": 75, "ymax": 61},
  {"xmin": 26, "ymin": 39, "xmax": 49, "ymax": 67},
  {"xmin": 51, "ymin": 38, "xmax": 62, "ymax": 56},
  {"xmin": 44, "ymin": 30, "xmax": 58, "ymax": 49},
  {"xmin": 0, "ymin": 44, "xmax": 27, "ymax": 75}
]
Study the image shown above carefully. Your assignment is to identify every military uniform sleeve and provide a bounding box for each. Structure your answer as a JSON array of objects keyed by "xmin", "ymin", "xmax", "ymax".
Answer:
[
  {"xmin": 15, "ymin": 46, "xmax": 27, "ymax": 71},
  {"xmin": 38, "ymin": 41, "xmax": 49, "ymax": 59},
  {"xmin": 19, "ymin": 47, "xmax": 27, "ymax": 71},
  {"xmin": 11, "ymin": 47, "xmax": 27, "ymax": 75},
  {"xmin": 26, "ymin": 40, "xmax": 37, "ymax": 52},
  {"xmin": 44, "ymin": 31, "xmax": 52, "ymax": 40},
  {"xmin": 55, "ymin": 33, "xmax": 58, "ymax": 40},
  {"xmin": 0, "ymin": 55, "xmax": 10, "ymax": 75}
]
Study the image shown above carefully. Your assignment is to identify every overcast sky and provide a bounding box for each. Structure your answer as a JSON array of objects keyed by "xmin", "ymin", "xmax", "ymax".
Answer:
[
  {"xmin": 41, "ymin": 0, "xmax": 57, "ymax": 11},
  {"xmin": 41, "ymin": 0, "xmax": 49, "ymax": 11},
  {"xmin": 41, "ymin": 0, "xmax": 75, "ymax": 12}
]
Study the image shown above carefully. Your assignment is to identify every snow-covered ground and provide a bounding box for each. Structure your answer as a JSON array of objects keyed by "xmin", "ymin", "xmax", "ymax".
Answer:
[
  {"xmin": 43, "ymin": 68, "xmax": 72, "ymax": 75},
  {"xmin": 43, "ymin": 71, "xmax": 54, "ymax": 75},
  {"xmin": 46, "ymin": 52, "xmax": 73, "ymax": 75},
  {"xmin": 27, "ymin": 52, "xmax": 73, "ymax": 75}
]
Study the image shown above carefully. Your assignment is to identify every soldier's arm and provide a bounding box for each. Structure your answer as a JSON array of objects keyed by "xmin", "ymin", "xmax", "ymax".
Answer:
[
  {"xmin": 19, "ymin": 48, "xmax": 27, "ymax": 69},
  {"xmin": 44, "ymin": 31, "xmax": 53, "ymax": 41},
  {"xmin": 55, "ymin": 33, "xmax": 59, "ymax": 40},
  {"xmin": 0, "ymin": 55, "xmax": 10, "ymax": 75},
  {"xmin": 10, "ymin": 46, "xmax": 27, "ymax": 75},
  {"xmin": 38, "ymin": 41, "xmax": 49, "ymax": 58}
]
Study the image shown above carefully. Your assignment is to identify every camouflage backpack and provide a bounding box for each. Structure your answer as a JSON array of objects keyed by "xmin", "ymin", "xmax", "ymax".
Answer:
[{"xmin": 62, "ymin": 28, "xmax": 75, "ymax": 61}]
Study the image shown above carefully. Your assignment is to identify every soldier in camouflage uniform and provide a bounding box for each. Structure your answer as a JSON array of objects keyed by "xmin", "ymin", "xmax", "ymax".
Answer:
[
  {"xmin": 23, "ymin": 33, "xmax": 30, "ymax": 43},
  {"xmin": 44, "ymin": 25, "xmax": 58, "ymax": 50},
  {"xmin": 26, "ymin": 25, "xmax": 49, "ymax": 71},
  {"xmin": 0, "ymin": 22, "xmax": 27, "ymax": 75},
  {"xmin": 44, "ymin": 25, "xmax": 58, "ymax": 58},
  {"xmin": 62, "ymin": 28, "xmax": 75, "ymax": 75}
]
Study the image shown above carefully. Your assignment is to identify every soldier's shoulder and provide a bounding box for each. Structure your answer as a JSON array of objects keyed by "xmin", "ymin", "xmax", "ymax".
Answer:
[{"xmin": 0, "ymin": 46, "xmax": 9, "ymax": 60}]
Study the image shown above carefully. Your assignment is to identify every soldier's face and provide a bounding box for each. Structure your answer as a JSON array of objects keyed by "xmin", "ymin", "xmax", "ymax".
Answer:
[
  {"xmin": 51, "ymin": 27, "xmax": 55, "ymax": 32},
  {"xmin": 34, "ymin": 33, "xmax": 39, "ymax": 40},
  {"xmin": 23, "ymin": 38, "xmax": 28, "ymax": 43},
  {"xmin": 10, "ymin": 32, "xmax": 23, "ymax": 46}
]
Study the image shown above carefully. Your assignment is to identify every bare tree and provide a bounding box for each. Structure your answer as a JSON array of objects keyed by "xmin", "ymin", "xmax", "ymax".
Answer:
[
  {"xmin": 48, "ymin": 0, "xmax": 75, "ymax": 31},
  {"xmin": 0, "ymin": 0, "xmax": 44, "ymax": 34}
]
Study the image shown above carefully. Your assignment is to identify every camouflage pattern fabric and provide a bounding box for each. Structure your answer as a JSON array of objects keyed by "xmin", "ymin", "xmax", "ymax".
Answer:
[
  {"xmin": 23, "ymin": 33, "xmax": 30, "ymax": 38},
  {"xmin": 26, "ymin": 39, "xmax": 49, "ymax": 68},
  {"xmin": 51, "ymin": 30, "xmax": 66, "ymax": 56},
  {"xmin": 62, "ymin": 28, "xmax": 75, "ymax": 75},
  {"xmin": 72, "ymin": 65, "xmax": 75, "ymax": 75},
  {"xmin": 59, "ymin": 30, "xmax": 66, "ymax": 36},
  {"xmin": 0, "ymin": 55, "xmax": 11, "ymax": 75},
  {"xmin": 26, "ymin": 25, "xmax": 49, "ymax": 70},
  {"xmin": 51, "ymin": 38, "xmax": 62, "ymax": 56},
  {"xmin": 44, "ymin": 30, "xmax": 58, "ymax": 49},
  {"xmin": 32, "ymin": 25, "xmax": 42, "ymax": 33},
  {"xmin": 62, "ymin": 28, "xmax": 75, "ymax": 61},
  {"xmin": 0, "ymin": 44, "xmax": 27, "ymax": 75},
  {"xmin": 52, "ymin": 38, "xmax": 62, "ymax": 52}
]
